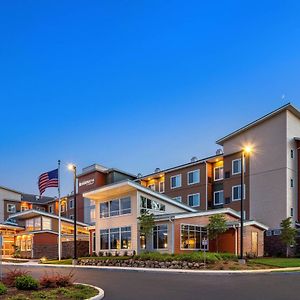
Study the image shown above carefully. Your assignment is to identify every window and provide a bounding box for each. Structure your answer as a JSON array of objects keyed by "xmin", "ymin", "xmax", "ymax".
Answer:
[
  {"xmin": 7, "ymin": 204, "xmax": 16, "ymax": 213},
  {"xmin": 100, "ymin": 197, "xmax": 132, "ymax": 218},
  {"xmin": 120, "ymin": 197, "xmax": 131, "ymax": 215},
  {"xmin": 70, "ymin": 215, "xmax": 74, "ymax": 220},
  {"xmin": 173, "ymin": 196, "xmax": 182, "ymax": 202},
  {"xmin": 187, "ymin": 170, "xmax": 200, "ymax": 185},
  {"xmin": 232, "ymin": 185, "xmax": 246, "ymax": 201},
  {"xmin": 100, "ymin": 202, "xmax": 109, "ymax": 218},
  {"xmin": 266, "ymin": 230, "xmax": 272, "ymax": 237},
  {"xmin": 188, "ymin": 193, "xmax": 200, "ymax": 207},
  {"xmin": 140, "ymin": 196, "xmax": 165, "ymax": 213},
  {"xmin": 291, "ymin": 208, "xmax": 294, "ymax": 217},
  {"xmin": 90, "ymin": 207, "xmax": 96, "ymax": 222},
  {"xmin": 153, "ymin": 224, "xmax": 168, "ymax": 249},
  {"xmin": 214, "ymin": 166, "xmax": 224, "ymax": 181},
  {"xmin": 25, "ymin": 219, "xmax": 34, "ymax": 231},
  {"xmin": 26, "ymin": 238, "xmax": 32, "ymax": 251},
  {"xmin": 291, "ymin": 149, "xmax": 294, "ymax": 159},
  {"xmin": 291, "ymin": 179, "xmax": 294, "ymax": 188},
  {"xmin": 21, "ymin": 239, "xmax": 26, "ymax": 251},
  {"xmin": 92, "ymin": 232, "xmax": 96, "ymax": 253},
  {"xmin": 170, "ymin": 175, "xmax": 181, "ymax": 189},
  {"xmin": 181, "ymin": 224, "xmax": 208, "ymax": 250},
  {"xmin": 102, "ymin": 226, "xmax": 132, "ymax": 250},
  {"xmin": 42, "ymin": 217, "xmax": 51, "ymax": 230},
  {"xmin": 61, "ymin": 203, "xmax": 66, "ymax": 213},
  {"xmin": 21, "ymin": 206, "xmax": 28, "ymax": 212},
  {"xmin": 121, "ymin": 226, "xmax": 131, "ymax": 249},
  {"xmin": 148, "ymin": 184, "xmax": 155, "ymax": 191},
  {"xmin": 100, "ymin": 229, "xmax": 109, "ymax": 250},
  {"xmin": 232, "ymin": 159, "xmax": 241, "ymax": 175},
  {"xmin": 110, "ymin": 200, "xmax": 120, "ymax": 217},
  {"xmin": 34, "ymin": 217, "xmax": 41, "ymax": 230},
  {"xmin": 159, "ymin": 181, "xmax": 165, "ymax": 193},
  {"xmin": 48, "ymin": 205, "xmax": 54, "ymax": 214},
  {"xmin": 214, "ymin": 190, "xmax": 224, "ymax": 205},
  {"xmin": 69, "ymin": 199, "xmax": 74, "ymax": 209},
  {"xmin": 273, "ymin": 229, "xmax": 281, "ymax": 236}
]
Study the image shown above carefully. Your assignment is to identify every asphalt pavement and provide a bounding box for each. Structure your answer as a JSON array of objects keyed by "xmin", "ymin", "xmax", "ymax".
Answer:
[{"xmin": 2, "ymin": 265, "xmax": 300, "ymax": 300}]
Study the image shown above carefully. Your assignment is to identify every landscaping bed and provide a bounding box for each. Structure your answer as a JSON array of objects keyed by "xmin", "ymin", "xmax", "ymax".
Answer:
[
  {"xmin": 76, "ymin": 252, "xmax": 271, "ymax": 270},
  {"xmin": 0, "ymin": 269, "xmax": 99, "ymax": 300}
]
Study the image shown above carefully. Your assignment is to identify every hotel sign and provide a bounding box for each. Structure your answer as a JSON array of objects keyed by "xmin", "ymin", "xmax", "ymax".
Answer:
[{"xmin": 79, "ymin": 178, "xmax": 95, "ymax": 187}]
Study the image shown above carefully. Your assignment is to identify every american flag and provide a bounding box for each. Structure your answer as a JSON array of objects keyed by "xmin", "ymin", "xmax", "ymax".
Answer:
[{"xmin": 38, "ymin": 168, "xmax": 59, "ymax": 195}]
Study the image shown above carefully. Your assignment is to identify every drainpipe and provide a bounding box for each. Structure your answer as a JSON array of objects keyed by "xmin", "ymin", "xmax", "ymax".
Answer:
[
  {"xmin": 169, "ymin": 217, "xmax": 175, "ymax": 254},
  {"xmin": 234, "ymin": 225, "xmax": 238, "ymax": 256},
  {"xmin": 205, "ymin": 161, "xmax": 208, "ymax": 211}
]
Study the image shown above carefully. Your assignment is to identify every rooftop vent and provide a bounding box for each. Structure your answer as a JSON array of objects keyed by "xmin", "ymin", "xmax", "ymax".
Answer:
[
  {"xmin": 216, "ymin": 149, "xmax": 224, "ymax": 155},
  {"xmin": 35, "ymin": 195, "xmax": 40, "ymax": 201},
  {"xmin": 154, "ymin": 168, "xmax": 161, "ymax": 173},
  {"xmin": 137, "ymin": 173, "xmax": 143, "ymax": 178},
  {"xmin": 191, "ymin": 156, "xmax": 198, "ymax": 162}
]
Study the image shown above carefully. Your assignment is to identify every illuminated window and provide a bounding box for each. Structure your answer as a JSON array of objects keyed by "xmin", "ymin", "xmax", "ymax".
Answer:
[
  {"xmin": 42, "ymin": 217, "xmax": 51, "ymax": 230},
  {"xmin": 180, "ymin": 224, "xmax": 208, "ymax": 250},
  {"xmin": 214, "ymin": 166, "xmax": 224, "ymax": 181},
  {"xmin": 26, "ymin": 238, "xmax": 32, "ymax": 251},
  {"xmin": 153, "ymin": 224, "xmax": 168, "ymax": 249},
  {"xmin": 159, "ymin": 181, "xmax": 165, "ymax": 193},
  {"xmin": 100, "ymin": 229, "xmax": 109, "ymax": 250}
]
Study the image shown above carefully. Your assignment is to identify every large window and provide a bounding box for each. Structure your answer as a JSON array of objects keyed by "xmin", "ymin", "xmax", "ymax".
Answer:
[
  {"xmin": 232, "ymin": 185, "xmax": 246, "ymax": 201},
  {"xmin": 100, "ymin": 227, "xmax": 132, "ymax": 250},
  {"xmin": 214, "ymin": 166, "xmax": 224, "ymax": 181},
  {"xmin": 214, "ymin": 190, "xmax": 224, "ymax": 205},
  {"xmin": 181, "ymin": 224, "xmax": 208, "ymax": 250},
  {"xmin": 42, "ymin": 217, "xmax": 51, "ymax": 230},
  {"xmin": 232, "ymin": 159, "xmax": 241, "ymax": 175},
  {"xmin": 170, "ymin": 175, "xmax": 181, "ymax": 189},
  {"xmin": 34, "ymin": 217, "xmax": 41, "ymax": 230},
  {"xmin": 100, "ymin": 197, "xmax": 131, "ymax": 218},
  {"xmin": 188, "ymin": 193, "xmax": 200, "ymax": 207},
  {"xmin": 153, "ymin": 224, "xmax": 168, "ymax": 249},
  {"xmin": 100, "ymin": 229, "xmax": 109, "ymax": 250},
  {"xmin": 140, "ymin": 196, "xmax": 165, "ymax": 213},
  {"xmin": 187, "ymin": 170, "xmax": 200, "ymax": 185}
]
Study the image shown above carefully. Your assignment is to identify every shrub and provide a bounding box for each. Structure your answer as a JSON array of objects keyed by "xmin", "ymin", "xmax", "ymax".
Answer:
[
  {"xmin": 39, "ymin": 271, "xmax": 74, "ymax": 288},
  {"xmin": 0, "ymin": 282, "xmax": 7, "ymax": 295},
  {"xmin": 3, "ymin": 269, "xmax": 30, "ymax": 287},
  {"xmin": 98, "ymin": 252, "xmax": 103, "ymax": 257},
  {"xmin": 15, "ymin": 275, "xmax": 39, "ymax": 290}
]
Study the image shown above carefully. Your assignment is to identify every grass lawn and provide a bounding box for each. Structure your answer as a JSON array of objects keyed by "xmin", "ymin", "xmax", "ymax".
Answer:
[
  {"xmin": 251, "ymin": 258, "xmax": 300, "ymax": 268},
  {"xmin": 41, "ymin": 259, "xmax": 73, "ymax": 265}
]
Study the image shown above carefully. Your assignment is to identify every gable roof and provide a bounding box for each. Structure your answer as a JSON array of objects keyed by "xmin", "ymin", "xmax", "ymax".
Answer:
[
  {"xmin": 216, "ymin": 103, "xmax": 300, "ymax": 145},
  {"xmin": 83, "ymin": 180, "xmax": 196, "ymax": 213},
  {"xmin": 21, "ymin": 193, "xmax": 56, "ymax": 204},
  {"xmin": 7, "ymin": 209, "xmax": 88, "ymax": 227}
]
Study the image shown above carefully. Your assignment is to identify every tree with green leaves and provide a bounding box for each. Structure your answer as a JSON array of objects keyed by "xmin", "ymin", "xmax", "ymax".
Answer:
[
  {"xmin": 280, "ymin": 217, "xmax": 297, "ymax": 257},
  {"xmin": 207, "ymin": 214, "xmax": 227, "ymax": 252},
  {"xmin": 137, "ymin": 211, "xmax": 155, "ymax": 251}
]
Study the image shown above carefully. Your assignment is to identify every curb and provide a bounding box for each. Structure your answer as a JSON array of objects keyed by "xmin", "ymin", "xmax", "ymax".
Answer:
[
  {"xmin": 3, "ymin": 262, "xmax": 300, "ymax": 274},
  {"xmin": 75, "ymin": 283, "xmax": 105, "ymax": 300}
]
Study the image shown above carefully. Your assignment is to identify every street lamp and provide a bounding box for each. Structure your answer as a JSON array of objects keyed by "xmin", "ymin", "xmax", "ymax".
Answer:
[
  {"xmin": 68, "ymin": 163, "xmax": 77, "ymax": 264},
  {"xmin": 240, "ymin": 146, "xmax": 252, "ymax": 262}
]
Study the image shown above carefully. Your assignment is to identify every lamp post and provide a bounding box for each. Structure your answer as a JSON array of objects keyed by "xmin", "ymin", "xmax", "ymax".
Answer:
[
  {"xmin": 68, "ymin": 164, "xmax": 77, "ymax": 264},
  {"xmin": 240, "ymin": 146, "xmax": 252, "ymax": 263}
]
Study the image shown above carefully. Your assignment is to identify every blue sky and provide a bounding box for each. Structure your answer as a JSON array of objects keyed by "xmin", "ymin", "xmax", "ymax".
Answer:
[{"xmin": 1, "ymin": 1, "xmax": 300, "ymax": 196}]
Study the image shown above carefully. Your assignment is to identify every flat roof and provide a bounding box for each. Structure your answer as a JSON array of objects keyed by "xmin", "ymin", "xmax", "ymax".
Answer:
[
  {"xmin": 216, "ymin": 103, "xmax": 300, "ymax": 145},
  {"xmin": 137, "ymin": 153, "xmax": 223, "ymax": 180},
  {"xmin": 0, "ymin": 185, "xmax": 22, "ymax": 195},
  {"xmin": 84, "ymin": 180, "xmax": 196, "ymax": 213}
]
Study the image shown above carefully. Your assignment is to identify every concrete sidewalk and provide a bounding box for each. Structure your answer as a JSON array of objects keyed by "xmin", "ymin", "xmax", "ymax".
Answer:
[{"xmin": 2, "ymin": 261, "xmax": 300, "ymax": 274}]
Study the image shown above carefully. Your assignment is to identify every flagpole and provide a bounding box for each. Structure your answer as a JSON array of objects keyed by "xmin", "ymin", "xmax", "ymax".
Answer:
[{"xmin": 58, "ymin": 160, "xmax": 62, "ymax": 261}]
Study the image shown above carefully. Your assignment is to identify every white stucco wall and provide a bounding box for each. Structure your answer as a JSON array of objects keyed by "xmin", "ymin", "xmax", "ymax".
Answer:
[{"xmin": 222, "ymin": 111, "xmax": 289, "ymax": 229}]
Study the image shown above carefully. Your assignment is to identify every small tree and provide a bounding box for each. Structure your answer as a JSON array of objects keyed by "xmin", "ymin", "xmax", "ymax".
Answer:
[
  {"xmin": 207, "ymin": 214, "xmax": 227, "ymax": 252},
  {"xmin": 137, "ymin": 211, "xmax": 155, "ymax": 251},
  {"xmin": 280, "ymin": 217, "xmax": 297, "ymax": 257}
]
